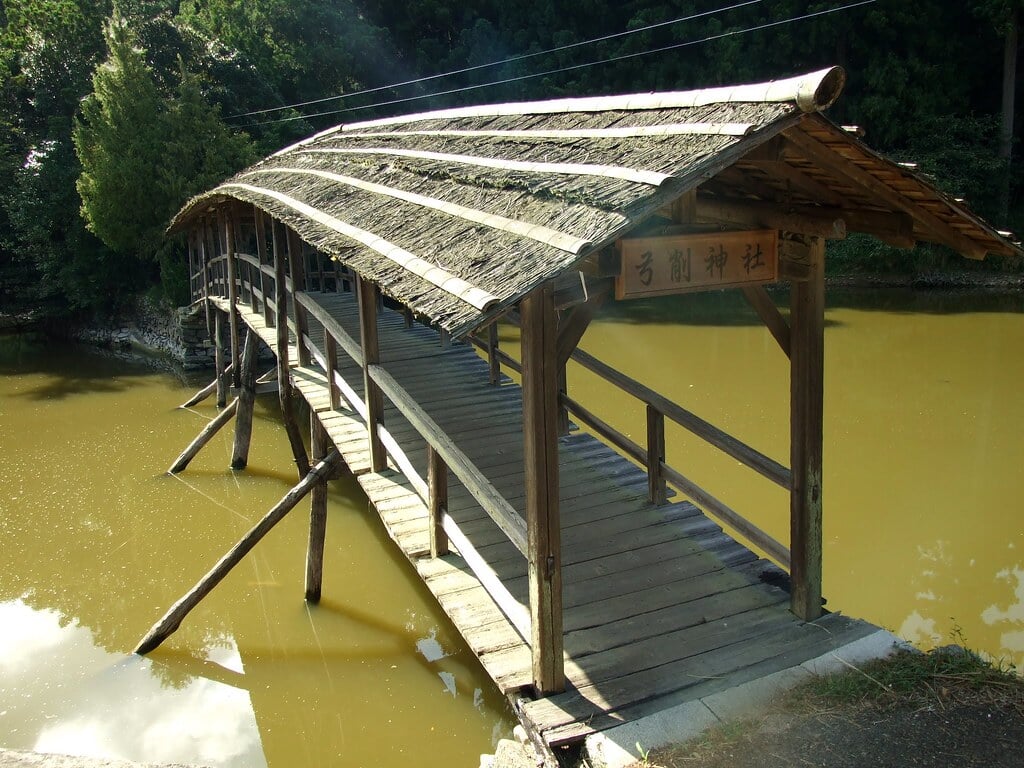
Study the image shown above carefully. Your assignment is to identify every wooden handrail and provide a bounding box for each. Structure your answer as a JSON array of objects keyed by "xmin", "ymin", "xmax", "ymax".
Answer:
[
  {"xmin": 369, "ymin": 364, "xmax": 528, "ymax": 555},
  {"xmin": 294, "ymin": 292, "xmax": 363, "ymax": 364},
  {"xmin": 561, "ymin": 392, "xmax": 789, "ymax": 568},
  {"xmin": 570, "ymin": 348, "xmax": 790, "ymax": 489}
]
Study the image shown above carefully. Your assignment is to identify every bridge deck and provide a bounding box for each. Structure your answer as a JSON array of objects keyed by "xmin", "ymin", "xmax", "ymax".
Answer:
[{"xmin": 214, "ymin": 290, "xmax": 875, "ymax": 747}]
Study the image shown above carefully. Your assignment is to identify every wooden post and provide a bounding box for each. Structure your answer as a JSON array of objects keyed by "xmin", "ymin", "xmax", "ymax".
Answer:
[
  {"xmin": 273, "ymin": 222, "xmax": 311, "ymax": 480},
  {"xmin": 646, "ymin": 404, "xmax": 667, "ymax": 505},
  {"xmin": 169, "ymin": 399, "xmax": 239, "ymax": 474},
  {"xmin": 200, "ymin": 221, "xmax": 212, "ymax": 335},
  {"xmin": 224, "ymin": 211, "xmax": 241, "ymax": 388},
  {"xmin": 180, "ymin": 363, "xmax": 233, "ymax": 409},
  {"xmin": 324, "ymin": 332, "xmax": 341, "ymax": 410},
  {"xmin": 556, "ymin": 365, "xmax": 570, "ymax": 436},
  {"xmin": 428, "ymin": 445, "xmax": 449, "ymax": 558},
  {"xmin": 214, "ymin": 310, "xmax": 227, "ymax": 408},
  {"xmin": 254, "ymin": 208, "xmax": 273, "ymax": 327},
  {"xmin": 137, "ymin": 450, "xmax": 341, "ymax": 654},
  {"xmin": 306, "ymin": 413, "xmax": 329, "ymax": 602},
  {"xmin": 286, "ymin": 228, "xmax": 311, "ymax": 366},
  {"xmin": 789, "ymin": 236, "xmax": 825, "ymax": 621},
  {"xmin": 231, "ymin": 330, "xmax": 258, "ymax": 470},
  {"xmin": 356, "ymin": 276, "xmax": 386, "ymax": 472},
  {"xmin": 487, "ymin": 322, "xmax": 500, "ymax": 385},
  {"xmin": 520, "ymin": 283, "xmax": 564, "ymax": 694}
]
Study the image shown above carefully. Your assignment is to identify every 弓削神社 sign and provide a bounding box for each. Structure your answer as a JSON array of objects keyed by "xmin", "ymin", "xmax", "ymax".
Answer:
[{"xmin": 616, "ymin": 230, "xmax": 778, "ymax": 299}]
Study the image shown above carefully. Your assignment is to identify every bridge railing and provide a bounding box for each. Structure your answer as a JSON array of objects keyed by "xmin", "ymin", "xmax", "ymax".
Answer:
[{"xmin": 469, "ymin": 323, "xmax": 792, "ymax": 570}]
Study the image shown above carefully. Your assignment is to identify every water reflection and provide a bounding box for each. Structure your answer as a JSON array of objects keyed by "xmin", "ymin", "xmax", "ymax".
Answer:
[{"xmin": 0, "ymin": 599, "xmax": 266, "ymax": 767}]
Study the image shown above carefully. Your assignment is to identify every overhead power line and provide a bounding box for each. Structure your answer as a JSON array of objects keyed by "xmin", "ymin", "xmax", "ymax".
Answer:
[
  {"xmin": 229, "ymin": 0, "xmax": 765, "ymax": 119},
  {"xmin": 240, "ymin": 0, "xmax": 876, "ymax": 129}
]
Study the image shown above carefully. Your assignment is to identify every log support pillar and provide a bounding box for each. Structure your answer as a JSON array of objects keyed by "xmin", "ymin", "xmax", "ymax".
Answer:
[
  {"xmin": 357, "ymin": 276, "xmax": 387, "ymax": 472},
  {"xmin": 224, "ymin": 211, "xmax": 241, "ymax": 389},
  {"xmin": 789, "ymin": 236, "xmax": 825, "ymax": 621},
  {"xmin": 231, "ymin": 329, "xmax": 258, "ymax": 470},
  {"xmin": 214, "ymin": 310, "xmax": 227, "ymax": 408},
  {"xmin": 306, "ymin": 413, "xmax": 329, "ymax": 602},
  {"xmin": 427, "ymin": 445, "xmax": 449, "ymax": 558},
  {"xmin": 521, "ymin": 283, "xmax": 564, "ymax": 695}
]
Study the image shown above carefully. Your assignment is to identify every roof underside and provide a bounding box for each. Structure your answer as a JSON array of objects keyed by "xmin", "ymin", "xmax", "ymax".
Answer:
[{"xmin": 171, "ymin": 67, "xmax": 1020, "ymax": 336}]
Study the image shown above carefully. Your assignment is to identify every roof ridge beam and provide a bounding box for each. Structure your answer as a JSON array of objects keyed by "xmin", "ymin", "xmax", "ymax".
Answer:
[
  {"xmin": 338, "ymin": 123, "xmax": 755, "ymax": 140},
  {"xmin": 246, "ymin": 167, "xmax": 591, "ymax": 255},
  {"xmin": 294, "ymin": 146, "xmax": 670, "ymax": 187},
  {"xmin": 219, "ymin": 181, "xmax": 499, "ymax": 311}
]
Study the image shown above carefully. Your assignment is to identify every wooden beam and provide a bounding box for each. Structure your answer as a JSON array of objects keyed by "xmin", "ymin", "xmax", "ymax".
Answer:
[
  {"xmin": 136, "ymin": 450, "xmax": 341, "ymax": 654},
  {"xmin": 253, "ymin": 208, "xmax": 275, "ymax": 328},
  {"xmin": 789, "ymin": 236, "xmax": 825, "ymax": 620},
  {"xmin": 168, "ymin": 398, "xmax": 239, "ymax": 474},
  {"xmin": 428, "ymin": 445, "xmax": 449, "ymax": 558},
  {"xmin": 306, "ymin": 413, "xmax": 329, "ymax": 602},
  {"xmin": 646, "ymin": 405, "xmax": 667, "ymax": 505},
  {"xmin": 783, "ymin": 128, "xmax": 987, "ymax": 259},
  {"xmin": 741, "ymin": 285, "xmax": 791, "ymax": 358},
  {"xmin": 223, "ymin": 210, "xmax": 241, "ymax": 388},
  {"xmin": 697, "ymin": 196, "xmax": 846, "ymax": 240},
  {"xmin": 230, "ymin": 330, "xmax": 258, "ymax": 470},
  {"xmin": 286, "ymin": 228, "xmax": 311, "ymax": 366},
  {"xmin": 273, "ymin": 221, "xmax": 311, "ymax": 480},
  {"xmin": 671, "ymin": 189, "xmax": 697, "ymax": 225},
  {"xmin": 520, "ymin": 283, "xmax": 564, "ymax": 694},
  {"xmin": 357, "ymin": 276, "xmax": 387, "ymax": 472},
  {"xmin": 487, "ymin": 322, "xmax": 501, "ymax": 385},
  {"xmin": 214, "ymin": 309, "xmax": 227, "ymax": 408},
  {"xmin": 555, "ymin": 287, "xmax": 608, "ymax": 368}
]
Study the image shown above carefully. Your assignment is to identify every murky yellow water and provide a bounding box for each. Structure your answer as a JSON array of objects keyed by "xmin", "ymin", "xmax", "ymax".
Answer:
[
  {"xmin": 558, "ymin": 288, "xmax": 1024, "ymax": 669},
  {"xmin": 0, "ymin": 338, "xmax": 513, "ymax": 767},
  {"xmin": 2, "ymin": 289, "xmax": 1023, "ymax": 765}
]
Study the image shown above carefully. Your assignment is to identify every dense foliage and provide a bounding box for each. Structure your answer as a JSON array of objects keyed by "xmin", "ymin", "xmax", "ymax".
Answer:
[{"xmin": 0, "ymin": 0, "xmax": 1021, "ymax": 321}]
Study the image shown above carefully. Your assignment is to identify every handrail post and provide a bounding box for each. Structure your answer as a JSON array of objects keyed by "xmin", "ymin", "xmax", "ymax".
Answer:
[
  {"xmin": 357, "ymin": 276, "xmax": 387, "ymax": 472},
  {"xmin": 223, "ymin": 209, "xmax": 241, "ymax": 388},
  {"xmin": 427, "ymin": 445, "xmax": 449, "ymax": 558},
  {"xmin": 324, "ymin": 329, "xmax": 341, "ymax": 410},
  {"xmin": 790, "ymin": 235, "xmax": 825, "ymax": 621},
  {"xmin": 286, "ymin": 228, "xmax": 311, "ymax": 367},
  {"xmin": 646, "ymin": 404, "xmax": 667, "ymax": 505},
  {"xmin": 253, "ymin": 208, "xmax": 274, "ymax": 328},
  {"xmin": 521, "ymin": 283, "xmax": 564, "ymax": 695}
]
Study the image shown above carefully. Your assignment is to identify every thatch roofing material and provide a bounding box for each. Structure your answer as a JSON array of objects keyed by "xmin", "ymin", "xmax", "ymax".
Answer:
[{"xmin": 170, "ymin": 66, "xmax": 1020, "ymax": 336}]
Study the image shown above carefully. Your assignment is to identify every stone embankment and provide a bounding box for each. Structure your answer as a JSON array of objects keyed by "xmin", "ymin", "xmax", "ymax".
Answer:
[{"xmin": 74, "ymin": 299, "xmax": 214, "ymax": 370}]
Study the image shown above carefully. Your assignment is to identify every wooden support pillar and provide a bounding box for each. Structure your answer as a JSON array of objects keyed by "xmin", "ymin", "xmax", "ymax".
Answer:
[
  {"xmin": 224, "ymin": 211, "xmax": 241, "ymax": 388},
  {"xmin": 520, "ymin": 283, "xmax": 564, "ymax": 694},
  {"xmin": 789, "ymin": 236, "xmax": 825, "ymax": 621},
  {"xmin": 646, "ymin": 404, "xmax": 667, "ymax": 505},
  {"xmin": 357, "ymin": 276, "xmax": 387, "ymax": 472},
  {"xmin": 254, "ymin": 208, "xmax": 273, "ymax": 328},
  {"xmin": 231, "ymin": 330, "xmax": 258, "ymax": 470},
  {"xmin": 168, "ymin": 398, "xmax": 239, "ymax": 474},
  {"xmin": 427, "ymin": 445, "xmax": 449, "ymax": 558},
  {"xmin": 306, "ymin": 413, "xmax": 329, "ymax": 602},
  {"xmin": 556, "ymin": 365, "xmax": 570, "ymax": 436},
  {"xmin": 273, "ymin": 221, "xmax": 310, "ymax": 480},
  {"xmin": 286, "ymin": 228, "xmax": 311, "ymax": 366},
  {"xmin": 200, "ymin": 221, "xmax": 212, "ymax": 335},
  {"xmin": 214, "ymin": 310, "xmax": 227, "ymax": 408}
]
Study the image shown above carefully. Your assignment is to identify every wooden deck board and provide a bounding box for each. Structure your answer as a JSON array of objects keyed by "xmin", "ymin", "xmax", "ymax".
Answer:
[{"xmin": 222, "ymin": 289, "xmax": 879, "ymax": 747}]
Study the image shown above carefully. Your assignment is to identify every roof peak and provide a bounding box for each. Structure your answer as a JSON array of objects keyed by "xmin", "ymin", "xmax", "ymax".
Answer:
[{"xmin": 275, "ymin": 67, "xmax": 845, "ymax": 158}]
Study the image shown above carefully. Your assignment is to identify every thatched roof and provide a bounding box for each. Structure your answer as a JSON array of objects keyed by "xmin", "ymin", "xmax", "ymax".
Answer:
[{"xmin": 171, "ymin": 66, "xmax": 1020, "ymax": 337}]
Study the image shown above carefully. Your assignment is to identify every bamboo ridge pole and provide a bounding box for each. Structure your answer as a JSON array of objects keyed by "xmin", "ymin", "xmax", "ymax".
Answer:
[
  {"xmin": 179, "ymin": 364, "xmax": 234, "ymax": 409},
  {"xmin": 168, "ymin": 398, "xmax": 239, "ymax": 474},
  {"xmin": 137, "ymin": 449, "xmax": 342, "ymax": 655}
]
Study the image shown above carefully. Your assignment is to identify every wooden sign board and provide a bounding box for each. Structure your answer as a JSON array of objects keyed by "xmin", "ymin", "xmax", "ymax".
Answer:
[{"xmin": 616, "ymin": 229, "xmax": 778, "ymax": 299}]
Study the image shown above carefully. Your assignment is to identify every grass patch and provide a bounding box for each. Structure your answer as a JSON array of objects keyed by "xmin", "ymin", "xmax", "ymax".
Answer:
[{"xmin": 795, "ymin": 645, "xmax": 1023, "ymax": 714}]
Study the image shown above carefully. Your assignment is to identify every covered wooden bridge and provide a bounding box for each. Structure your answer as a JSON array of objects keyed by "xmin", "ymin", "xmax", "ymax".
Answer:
[{"xmin": 139, "ymin": 67, "xmax": 1020, "ymax": 755}]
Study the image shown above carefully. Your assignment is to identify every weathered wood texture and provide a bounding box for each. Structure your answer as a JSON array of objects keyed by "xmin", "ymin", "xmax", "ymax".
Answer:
[
  {"xmin": 230, "ymin": 330, "xmax": 258, "ymax": 470},
  {"xmin": 169, "ymin": 398, "xmax": 239, "ymax": 474},
  {"xmin": 789, "ymin": 236, "xmax": 825, "ymax": 620},
  {"xmin": 213, "ymin": 287, "xmax": 876, "ymax": 752},
  {"xmin": 306, "ymin": 413, "xmax": 329, "ymax": 602}
]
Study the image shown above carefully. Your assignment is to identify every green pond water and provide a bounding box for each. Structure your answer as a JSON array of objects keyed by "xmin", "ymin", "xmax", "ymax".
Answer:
[{"xmin": 1, "ymin": 287, "xmax": 1023, "ymax": 766}]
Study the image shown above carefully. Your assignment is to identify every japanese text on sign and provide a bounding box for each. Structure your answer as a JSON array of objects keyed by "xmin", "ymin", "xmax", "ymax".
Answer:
[{"xmin": 616, "ymin": 230, "xmax": 778, "ymax": 299}]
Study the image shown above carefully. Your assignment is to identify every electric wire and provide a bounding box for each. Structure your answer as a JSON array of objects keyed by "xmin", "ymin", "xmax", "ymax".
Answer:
[
  {"xmin": 228, "ymin": 0, "xmax": 764, "ymax": 119},
  {"xmin": 238, "ymin": 0, "xmax": 875, "ymax": 129}
]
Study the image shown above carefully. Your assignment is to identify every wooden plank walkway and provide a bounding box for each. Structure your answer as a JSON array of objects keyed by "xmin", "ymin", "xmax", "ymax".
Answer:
[{"xmin": 212, "ymin": 290, "xmax": 876, "ymax": 748}]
